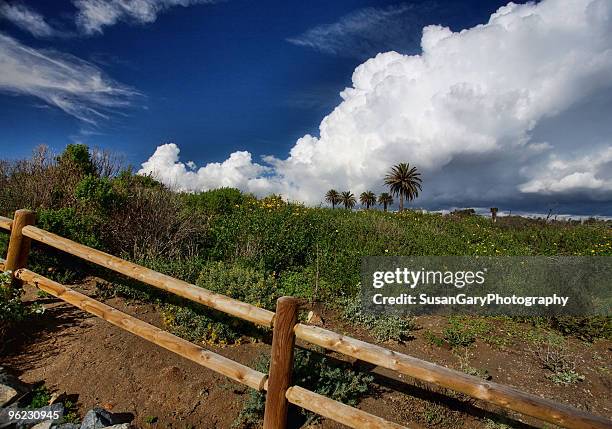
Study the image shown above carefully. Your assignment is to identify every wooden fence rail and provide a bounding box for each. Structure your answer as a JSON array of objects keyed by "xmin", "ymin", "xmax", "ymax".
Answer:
[
  {"xmin": 20, "ymin": 225, "xmax": 275, "ymax": 327},
  {"xmin": 14, "ymin": 268, "xmax": 267, "ymax": 391},
  {"xmin": 0, "ymin": 215, "xmax": 12, "ymax": 231},
  {"xmin": 1, "ymin": 210, "xmax": 611, "ymax": 429},
  {"xmin": 294, "ymin": 324, "xmax": 611, "ymax": 429}
]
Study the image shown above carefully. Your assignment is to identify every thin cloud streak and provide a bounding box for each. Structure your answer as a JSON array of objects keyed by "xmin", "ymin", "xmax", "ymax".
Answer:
[
  {"xmin": 0, "ymin": 32, "xmax": 140, "ymax": 124},
  {"xmin": 287, "ymin": 3, "xmax": 429, "ymax": 59},
  {"xmin": 0, "ymin": 2, "xmax": 58, "ymax": 38},
  {"xmin": 74, "ymin": 0, "xmax": 218, "ymax": 35}
]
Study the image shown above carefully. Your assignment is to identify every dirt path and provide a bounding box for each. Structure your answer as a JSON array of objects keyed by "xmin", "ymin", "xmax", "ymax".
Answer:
[
  {"xmin": 2, "ymin": 280, "xmax": 611, "ymax": 429},
  {"xmin": 3, "ymin": 282, "xmax": 268, "ymax": 428}
]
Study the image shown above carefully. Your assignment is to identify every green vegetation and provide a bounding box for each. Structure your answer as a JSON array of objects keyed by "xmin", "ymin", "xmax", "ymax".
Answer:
[
  {"xmin": 27, "ymin": 385, "xmax": 52, "ymax": 409},
  {"xmin": 0, "ymin": 271, "xmax": 44, "ymax": 343},
  {"xmin": 236, "ymin": 349, "xmax": 373, "ymax": 427},
  {"xmin": 377, "ymin": 192, "xmax": 393, "ymax": 211},
  {"xmin": 144, "ymin": 415, "xmax": 158, "ymax": 424},
  {"xmin": 384, "ymin": 162, "xmax": 422, "ymax": 211},
  {"xmin": 1, "ymin": 145, "xmax": 611, "ymax": 349},
  {"xmin": 339, "ymin": 295, "xmax": 416, "ymax": 342},
  {"xmin": 359, "ymin": 191, "xmax": 377, "ymax": 209}
]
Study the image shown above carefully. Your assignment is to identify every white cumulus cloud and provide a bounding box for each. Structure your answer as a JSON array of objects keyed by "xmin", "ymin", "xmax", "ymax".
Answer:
[
  {"xmin": 0, "ymin": 32, "xmax": 139, "ymax": 124},
  {"xmin": 140, "ymin": 0, "xmax": 612, "ymax": 213},
  {"xmin": 140, "ymin": 143, "xmax": 270, "ymax": 191}
]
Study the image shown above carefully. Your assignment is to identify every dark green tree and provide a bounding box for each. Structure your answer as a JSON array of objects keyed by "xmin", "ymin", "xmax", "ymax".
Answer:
[
  {"xmin": 359, "ymin": 191, "xmax": 376, "ymax": 209},
  {"xmin": 340, "ymin": 191, "xmax": 356, "ymax": 209},
  {"xmin": 377, "ymin": 192, "xmax": 393, "ymax": 212},
  {"xmin": 325, "ymin": 189, "xmax": 341, "ymax": 208},
  {"xmin": 384, "ymin": 163, "xmax": 422, "ymax": 211}
]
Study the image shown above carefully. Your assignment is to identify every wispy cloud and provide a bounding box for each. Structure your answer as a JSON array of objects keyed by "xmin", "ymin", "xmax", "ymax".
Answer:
[
  {"xmin": 287, "ymin": 3, "xmax": 429, "ymax": 59},
  {"xmin": 0, "ymin": 2, "xmax": 59, "ymax": 38},
  {"xmin": 0, "ymin": 32, "xmax": 140, "ymax": 124},
  {"xmin": 74, "ymin": 0, "xmax": 217, "ymax": 35}
]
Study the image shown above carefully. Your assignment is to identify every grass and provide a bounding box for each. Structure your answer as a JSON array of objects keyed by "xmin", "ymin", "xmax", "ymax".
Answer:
[{"xmin": 27, "ymin": 385, "xmax": 52, "ymax": 409}]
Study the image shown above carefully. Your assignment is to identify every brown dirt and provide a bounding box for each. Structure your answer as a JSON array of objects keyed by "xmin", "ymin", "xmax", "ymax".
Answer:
[{"xmin": 2, "ymin": 280, "xmax": 611, "ymax": 429}]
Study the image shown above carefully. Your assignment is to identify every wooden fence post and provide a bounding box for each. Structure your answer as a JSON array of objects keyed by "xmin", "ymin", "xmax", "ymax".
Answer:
[
  {"xmin": 263, "ymin": 296, "xmax": 299, "ymax": 429},
  {"xmin": 5, "ymin": 209, "xmax": 35, "ymax": 286}
]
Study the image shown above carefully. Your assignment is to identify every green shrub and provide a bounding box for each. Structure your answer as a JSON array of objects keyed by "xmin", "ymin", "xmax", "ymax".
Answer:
[
  {"xmin": 236, "ymin": 349, "xmax": 373, "ymax": 427},
  {"xmin": 278, "ymin": 268, "xmax": 323, "ymax": 299},
  {"xmin": 340, "ymin": 295, "xmax": 415, "ymax": 342},
  {"xmin": 75, "ymin": 175, "xmax": 122, "ymax": 213},
  {"xmin": 197, "ymin": 261, "xmax": 281, "ymax": 311},
  {"xmin": 424, "ymin": 331, "xmax": 446, "ymax": 347},
  {"xmin": 137, "ymin": 257, "xmax": 207, "ymax": 284},
  {"xmin": 1, "ymin": 271, "xmax": 44, "ymax": 342},
  {"xmin": 185, "ymin": 187, "xmax": 245, "ymax": 215},
  {"xmin": 549, "ymin": 370, "xmax": 584, "ymax": 385},
  {"xmin": 30, "ymin": 208, "xmax": 103, "ymax": 282},
  {"xmin": 442, "ymin": 316, "xmax": 493, "ymax": 348},
  {"xmin": 56, "ymin": 143, "xmax": 95, "ymax": 176},
  {"xmin": 37, "ymin": 207, "xmax": 102, "ymax": 249},
  {"xmin": 28, "ymin": 385, "xmax": 52, "ymax": 409},
  {"xmin": 115, "ymin": 169, "xmax": 163, "ymax": 191},
  {"xmin": 156, "ymin": 261, "xmax": 282, "ymax": 345},
  {"xmin": 551, "ymin": 316, "xmax": 612, "ymax": 341},
  {"xmin": 161, "ymin": 303, "xmax": 241, "ymax": 345}
]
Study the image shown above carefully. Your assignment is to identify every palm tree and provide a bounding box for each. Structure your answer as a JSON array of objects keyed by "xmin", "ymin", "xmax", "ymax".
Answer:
[
  {"xmin": 384, "ymin": 163, "xmax": 422, "ymax": 211},
  {"xmin": 378, "ymin": 192, "xmax": 393, "ymax": 212},
  {"xmin": 325, "ymin": 189, "xmax": 341, "ymax": 208},
  {"xmin": 340, "ymin": 191, "xmax": 356, "ymax": 209},
  {"xmin": 359, "ymin": 191, "xmax": 376, "ymax": 209}
]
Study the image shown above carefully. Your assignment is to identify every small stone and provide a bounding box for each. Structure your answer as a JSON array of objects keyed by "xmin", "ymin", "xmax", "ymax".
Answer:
[
  {"xmin": 100, "ymin": 402, "xmax": 115, "ymax": 412},
  {"xmin": 79, "ymin": 407, "xmax": 118, "ymax": 429},
  {"xmin": 0, "ymin": 383, "xmax": 18, "ymax": 407},
  {"xmin": 31, "ymin": 421, "xmax": 54, "ymax": 429}
]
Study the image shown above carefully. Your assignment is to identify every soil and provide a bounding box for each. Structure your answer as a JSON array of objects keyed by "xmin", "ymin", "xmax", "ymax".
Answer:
[{"xmin": 2, "ymin": 279, "xmax": 611, "ymax": 429}]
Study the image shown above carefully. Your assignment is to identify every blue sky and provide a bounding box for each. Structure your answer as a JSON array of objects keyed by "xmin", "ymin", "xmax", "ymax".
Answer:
[
  {"xmin": 1, "ymin": 0, "xmax": 611, "ymax": 215},
  {"xmin": 1, "ymin": 0, "xmax": 512, "ymax": 165}
]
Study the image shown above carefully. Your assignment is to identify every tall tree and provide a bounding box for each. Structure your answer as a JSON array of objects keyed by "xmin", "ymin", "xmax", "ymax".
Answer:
[
  {"xmin": 384, "ymin": 163, "xmax": 422, "ymax": 211},
  {"xmin": 340, "ymin": 191, "xmax": 356, "ymax": 209},
  {"xmin": 359, "ymin": 191, "xmax": 376, "ymax": 209},
  {"xmin": 377, "ymin": 192, "xmax": 393, "ymax": 212},
  {"xmin": 325, "ymin": 189, "xmax": 341, "ymax": 208}
]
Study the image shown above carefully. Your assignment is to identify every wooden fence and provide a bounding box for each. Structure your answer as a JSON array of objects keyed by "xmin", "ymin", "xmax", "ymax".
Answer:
[{"xmin": 1, "ymin": 210, "xmax": 610, "ymax": 429}]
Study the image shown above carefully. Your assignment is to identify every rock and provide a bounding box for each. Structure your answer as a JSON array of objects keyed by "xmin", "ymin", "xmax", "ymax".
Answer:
[
  {"xmin": 0, "ymin": 366, "xmax": 29, "ymax": 405},
  {"xmin": 52, "ymin": 424, "xmax": 79, "ymax": 429},
  {"xmin": 306, "ymin": 310, "xmax": 324, "ymax": 325},
  {"xmin": 0, "ymin": 383, "xmax": 18, "ymax": 407},
  {"xmin": 79, "ymin": 407, "xmax": 118, "ymax": 429},
  {"xmin": 31, "ymin": 421, "xmax": 54, "ymax": 429},
  {"xmin": 105, "ymin": 425, "xmax": 130, "ymax": 429}
]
